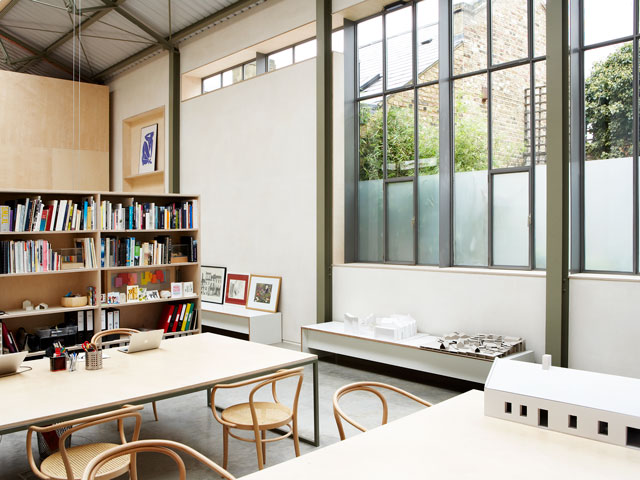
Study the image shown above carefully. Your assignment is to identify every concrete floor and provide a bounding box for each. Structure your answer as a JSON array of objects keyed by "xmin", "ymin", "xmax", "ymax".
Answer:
[{"xmin": 0, "ymin": 343, "xmax": 459, "ymax": 479}]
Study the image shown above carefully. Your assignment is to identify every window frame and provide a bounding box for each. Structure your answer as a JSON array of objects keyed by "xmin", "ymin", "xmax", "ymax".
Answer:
[{"xmin": 351, "ymin": 0, "xmax": 547, "ymax": 269}]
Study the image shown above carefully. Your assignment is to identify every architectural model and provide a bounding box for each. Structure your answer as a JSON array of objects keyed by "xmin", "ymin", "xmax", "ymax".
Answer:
[
  {"xmin": 419, "ymin": 332, "xmax": 525, "ymax": 360},
  {"xmin": 484, "ymin": 356, "xmax": 640, "ymax": 449}
]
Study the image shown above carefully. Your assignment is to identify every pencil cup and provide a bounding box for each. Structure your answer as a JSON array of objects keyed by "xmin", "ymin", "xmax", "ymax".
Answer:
[{"xmin": 85, "ymin": 350, "xmax": 103, "ymax": 370}]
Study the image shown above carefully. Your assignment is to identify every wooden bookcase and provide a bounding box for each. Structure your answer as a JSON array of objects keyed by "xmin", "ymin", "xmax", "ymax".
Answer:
[{"xmin": 0, "ymin": 189, "xmax": 200, "ymax": 357}]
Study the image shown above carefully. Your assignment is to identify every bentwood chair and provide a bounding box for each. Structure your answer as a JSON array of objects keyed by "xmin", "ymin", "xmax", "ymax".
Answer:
[
  {"xmin": 210, "ymin": 367, "xmax": 304, "ymax": 471},
  {"xmin": 90, "ymin": 329, "xmax": 159, "ymax": 421},
  {"xmin": 333, "ymin": 381, "xmax": 432, "ymax": 440},
  {"xmin": 81, "ymin": 439, "xmax": 235, "ymax": 480},
  {"xmin": 26, "ymin": 405, "xmax": 143, "ymax": 480}
]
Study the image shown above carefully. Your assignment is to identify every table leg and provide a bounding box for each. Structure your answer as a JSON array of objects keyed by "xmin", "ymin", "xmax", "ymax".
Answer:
[
  {"xmin": 312, "ymin": 359, "xmax": 319, "ymax": 447},
  {"xmin": 206, "ymin": 388, "xmax": 211, "ymax": 407}
]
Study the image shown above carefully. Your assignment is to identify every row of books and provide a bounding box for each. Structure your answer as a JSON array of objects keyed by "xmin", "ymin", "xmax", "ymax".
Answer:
[
  {"xmin": 100, "ymin": 235, "xmax": 197, "ymax": 268},
  {"xmin": 0, "ymin": 197, "xmax": 98, "ymax": 232},
  {"xmin": 158, "ymin": 301, "xmax": 198, "ymax": 333},
  {"xmin": 101, "ymin": 199, "xmax": 198, "ymax": 231},
  {"xmin": 0, "ymin": 237, "xmax": 98, "ymax": 274}
]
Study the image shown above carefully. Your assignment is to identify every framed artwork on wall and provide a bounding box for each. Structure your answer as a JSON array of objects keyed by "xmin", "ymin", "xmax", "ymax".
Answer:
[
  {"xmin": 246, "ymin": 275, "xmax": 281, "ymax": 313},
  {"xmin": 224, "ymin": 273, "xmax": 249, "ymax": 306},
  {"xmin": 201, "ymin": 266, "xmax": 227, "ymax": 304},
  {"xmin": 138, "ymin": 123, "xmax": 158, "ymax": 174}
]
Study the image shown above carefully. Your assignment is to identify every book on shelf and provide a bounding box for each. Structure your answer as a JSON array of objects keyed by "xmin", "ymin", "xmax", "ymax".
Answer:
[
  {"xmin": 157, "ymin": 300, "xmax": 197, "ymax": 333},
  {"xmin": 100, "ymin": 198, "xmax": 198, "ymax": 231},
  {"xmin": 1, "ymin": 239, "xmax": 60, "ymax": 273},
  {"xmin": 0, "ymin": 196, "xmax": 97, "ymax": 232},
  {"xmin": 1, "ymin": 321, "xmax": 18, "ymax": 353}
]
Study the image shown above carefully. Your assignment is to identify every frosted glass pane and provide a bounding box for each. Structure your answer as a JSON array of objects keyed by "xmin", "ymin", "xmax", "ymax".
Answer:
[
  {"xmin": 535, "ymin": 164, "xmax": 547, "ymax": 269},
  {"xmin": 454, "ymin": 170, "xmax": 488, "ymax": 266},
  {"xmin": 387, "ymin": 181, "xmax": 414, "ymax": 262},
  {"xmin": 418, "ymin": 175, "xmax": 439, "ymax": 264},
  {"xmin": 358, "ymin": 179, "xmax": 384, "ymax": 262},
  {"xmin": 585, "ymin": 157, "xmax": 633, "ymax": 272},
  {"xmin": 493, "ymin": 172, "xmax": 529, "ymax": 266}
]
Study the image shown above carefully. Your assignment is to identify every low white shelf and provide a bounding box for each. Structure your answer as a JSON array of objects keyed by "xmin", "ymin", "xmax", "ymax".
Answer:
[
  {"xmin": 301, "ymin": 322, "xmax": 534, "ymax": 384},
  {"xmin": 201, "ymin": 302, "xmax": 282, "ymax": 345}
]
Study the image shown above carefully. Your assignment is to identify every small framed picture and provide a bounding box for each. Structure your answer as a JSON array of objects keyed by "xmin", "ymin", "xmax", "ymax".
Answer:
[
  {"xmin": 119, "ymin": 293, "xmax": 127, "ymax": 304},
  {"xmin": 225, "ymin": 273, "xmax": 249, "ymax": 306},
  {"xmin": 107, "ymin": 291, "xmax": 120, "ymax": 304},
  {"xmin": 147, "ymin": 290, "xmax": 160, "ymax": 300},
  {"xmin": 138, "ymin": 288, "xmax": 148, "ymax": 302},
  {"xmin": 201, "ymin": 266, "xmax": 226, "ymax": 304},
  {"xmin": 183, "ymin": 281, "xmax": 194, "ymax": 296},
  {"xmin": 127, "ymin": 285, "xmax": 140, "ymax": 303},
  {"xmin": 138, "ymin": 124, "xmax": 158, "ymax": 174},
  {"xmin": 246, "ymin": 275, "xmax": 281, "ymax": 313},
  {"xmin": 171, "ymin": 282, "xmax": 183, "ymax": 298}
]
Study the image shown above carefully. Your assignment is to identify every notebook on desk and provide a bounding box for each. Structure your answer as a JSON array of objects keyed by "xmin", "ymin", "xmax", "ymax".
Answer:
[
  {"xmin": 0, "ymin": 351, "xmax": 28, "ymax": 376},
  {"xmin": 118, "ymin": 330, "xmax": 164, "ymax": 353}
]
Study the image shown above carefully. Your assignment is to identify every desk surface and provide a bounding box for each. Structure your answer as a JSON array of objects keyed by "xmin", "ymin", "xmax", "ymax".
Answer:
[
  {"xmin": 0, "ymin": 333, "xmax": 316, "ymax": 434},
  {"xmin": 243, "ymin": 390, "xmax": 640, "ymax": 480}
]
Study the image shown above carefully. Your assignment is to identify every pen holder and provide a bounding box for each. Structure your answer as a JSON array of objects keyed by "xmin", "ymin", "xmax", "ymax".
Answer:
[
  {"xmin": 49, "ymin": 356, "xmax": 67, "ymax": 372},
  {"xmin": 85, "ymin": 350, "xmax": 103, "ymax": 370}
]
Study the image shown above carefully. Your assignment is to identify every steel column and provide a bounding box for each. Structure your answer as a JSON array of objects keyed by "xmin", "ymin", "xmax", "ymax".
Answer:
[
  {"xmin": 545, "ymin": 0, "xmax": 570, "ymax": 366},
  {"xmin": 316, "ymin": 0, "xmax": 333, "ymax": 324},
  {"xmin": 169, "ymin": 48, "xmax": 180, "ymax": 193}
]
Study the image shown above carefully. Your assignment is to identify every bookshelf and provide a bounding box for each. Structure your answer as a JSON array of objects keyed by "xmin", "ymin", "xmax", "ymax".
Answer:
[{"xmin": 0, "ymin": 189, "xmax": 201, "ymax": 358}]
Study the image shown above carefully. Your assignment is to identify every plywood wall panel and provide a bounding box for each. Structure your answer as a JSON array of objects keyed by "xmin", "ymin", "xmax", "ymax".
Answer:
[{"xmin": 0, "ymin": 70, "xmax": 109, "ymax": 190}]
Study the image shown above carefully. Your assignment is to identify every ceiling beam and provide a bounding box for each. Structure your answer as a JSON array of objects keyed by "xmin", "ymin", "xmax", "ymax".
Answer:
[
  {"xmin": 103, "ymin": 0, "xmax": 172, "ymax": 50},
  {"xmin": 16, "ymin": 0, "xmax": 127, "ymax": 73},
  {"xmin": 92, "ymin": 0, "xmax": 260, "ymax": 81},
  {"xmin": 0, "ymin": 0, "xmax": 21, "ymax": 21},
  {"xmin": 0, "ymin": 27, "xmax": 72, "ymax": 75},
  {"xmin": 170, "ymin": 0, "xmax": 259, "ymax": 42}
]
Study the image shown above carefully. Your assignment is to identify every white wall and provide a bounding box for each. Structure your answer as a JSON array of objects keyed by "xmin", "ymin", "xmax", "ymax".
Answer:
[
  {"xmin": 181, "ymin": 60, "xmax": 317, "ymax": 342},
  {"xmin": 569, "ymin": 276, "xmax": 640, "ymax": 378},
  {"xmin": 108, "ymin": 53, "xmax": 169, "ymax": 191},
  {"xmin": 333, "ymin": 265, "xmax": 547, "ymax": 361}
]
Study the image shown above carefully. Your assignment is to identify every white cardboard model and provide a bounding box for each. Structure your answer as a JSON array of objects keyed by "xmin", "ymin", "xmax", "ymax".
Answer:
[{"xmin": 484, "ymin": 356, "xmax": 640, "ymax": 449}]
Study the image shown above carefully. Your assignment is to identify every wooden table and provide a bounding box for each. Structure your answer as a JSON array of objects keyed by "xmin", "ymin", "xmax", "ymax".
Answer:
[
  {"xmin": 242, "ymin": 390, "xmax": 640, "ymax": 480},
  {"xmin": 0, "ymin": 333, "xmax": 319, "ymax": 446}
]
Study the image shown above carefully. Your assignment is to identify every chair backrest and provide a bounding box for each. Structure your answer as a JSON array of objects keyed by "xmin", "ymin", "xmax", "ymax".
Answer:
[
  {"xmin": 332, "ymin": 381, "xmax": 431, "ymax": 440},
  {"xmin": 91, "ymin": 328, "xmax": 140, "ymax": 347},
  {"xmin": 27, "ymin": 405, "xmax": 144, "ymax": 480},
  {"xmin": 81, "ymin": 439, "xmax": 236, "ymax": 480}
]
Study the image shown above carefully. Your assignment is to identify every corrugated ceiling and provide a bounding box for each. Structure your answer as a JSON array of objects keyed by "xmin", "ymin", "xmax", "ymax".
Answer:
[{"xmin": 0, "ymin": 0, "xmax": 264, "ymax": 82}]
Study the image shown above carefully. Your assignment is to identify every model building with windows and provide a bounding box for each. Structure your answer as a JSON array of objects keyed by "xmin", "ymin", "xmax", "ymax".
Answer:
[{"xmin": 484, "ymin": 356, "xmax": 640, "ymax": 449}]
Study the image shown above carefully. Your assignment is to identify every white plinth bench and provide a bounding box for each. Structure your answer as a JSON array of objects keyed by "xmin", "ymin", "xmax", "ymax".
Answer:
[
  {"xmin": 201, "ymin": 302, "xmax": 282, "ymax": 344},
  {"xmin": 301, "ymin": 322, "xmax": 533, "ymax": 384}
]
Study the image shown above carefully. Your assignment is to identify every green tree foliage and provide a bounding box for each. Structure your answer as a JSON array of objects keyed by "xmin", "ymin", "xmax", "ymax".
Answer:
[
  {"xmin": 584, "ymin": 43, "xmax": 633, "ymax": 160},
  {"xmin": 358, "ymin": 97, "xmax": 487, "ymax": 181}
]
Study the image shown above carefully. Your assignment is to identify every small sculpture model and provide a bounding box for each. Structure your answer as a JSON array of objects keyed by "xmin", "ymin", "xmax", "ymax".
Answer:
[
  {"xmin": 22, "ymin": 300, "xmax": 33, "ymax": 311},
  {"xmin": 160, "ymin": 290, "xmax": 172, "ymax": 299}
]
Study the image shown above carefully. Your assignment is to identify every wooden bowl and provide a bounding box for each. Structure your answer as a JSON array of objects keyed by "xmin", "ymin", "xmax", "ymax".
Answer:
[{"xmin": 61, "ymin": 296, "xmax": 88, "ymax": 308}]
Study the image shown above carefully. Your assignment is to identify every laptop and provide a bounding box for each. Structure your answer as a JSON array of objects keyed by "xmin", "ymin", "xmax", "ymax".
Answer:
[
  {"xmin": 0, "ymin": 351, "xmax": 28, "ymax": 376},
  {"xmin": 118, "ymin": 329, "xmax": 164, "ymax": 354}
]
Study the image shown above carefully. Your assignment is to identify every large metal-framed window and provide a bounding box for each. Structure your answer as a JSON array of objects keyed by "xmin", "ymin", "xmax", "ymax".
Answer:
[
  {"xmin": 572, "ymin": 0, "xmax": 640, "ymax": 274},
  {"xmin": 352, "ymin": 0, "xmax": 547, "ymax": 268}
]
